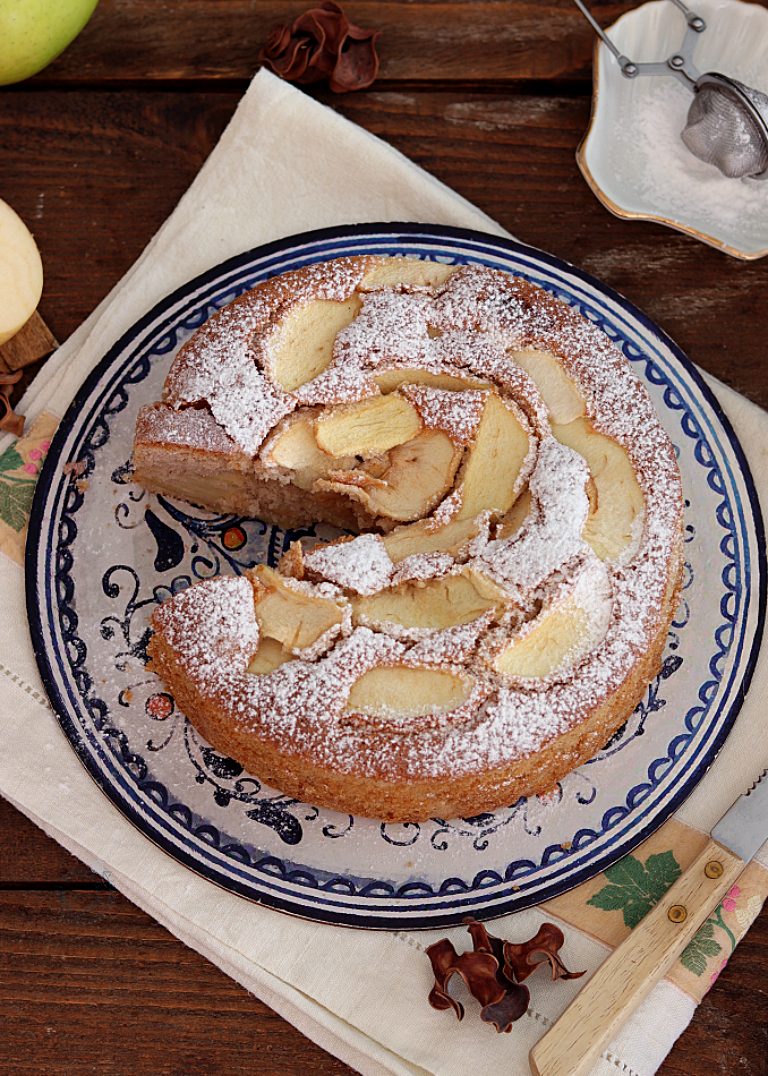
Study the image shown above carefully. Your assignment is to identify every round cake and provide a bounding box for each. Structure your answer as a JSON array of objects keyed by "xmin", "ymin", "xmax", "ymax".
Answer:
[{"xmin": 135, "ymin": 255, "xmax": 684, "ymax": 821}]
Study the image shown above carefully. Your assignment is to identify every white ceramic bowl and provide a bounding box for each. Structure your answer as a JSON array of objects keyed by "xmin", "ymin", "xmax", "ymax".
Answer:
[{"xmin": 578, "ymin": 0, "xmax": 768, "ymax": 259}]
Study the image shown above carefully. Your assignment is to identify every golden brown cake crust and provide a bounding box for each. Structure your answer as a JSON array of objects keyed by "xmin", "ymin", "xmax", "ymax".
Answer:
[{"xmin": 139, "ymin": 255, "xmax": 685, "ymax": 821}]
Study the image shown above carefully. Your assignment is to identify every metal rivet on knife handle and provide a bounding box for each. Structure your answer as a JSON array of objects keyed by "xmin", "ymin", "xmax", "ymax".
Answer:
[
  {"xmin": 531, "ymin": 773, "xmax": 768, "ymax": 1076},
  {"xmin": 528, "ymin": 838, "xmax": 744, "ymax": 1076}
]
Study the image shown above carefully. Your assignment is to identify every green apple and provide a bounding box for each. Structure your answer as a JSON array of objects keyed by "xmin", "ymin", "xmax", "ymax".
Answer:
[{"xmin": 0, "ymin": 0, "xmax": 100, "ymax": 86}]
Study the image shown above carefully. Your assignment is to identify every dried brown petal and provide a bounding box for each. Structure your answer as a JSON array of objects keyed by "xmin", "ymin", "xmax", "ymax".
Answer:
[
  {"xmin": 294, "ymin": 5, "xmax": 345, "ymax": 55},
  {"xmin": 262, "ymin": 24, "xmax": 292, "ymax": 60},
  {"xmin": 480, "ymin": 981, "xmax": 530, "ymax": 1033},
  {"xmin": 426, "ymin": 937, "xmax": 505, "ymax": 1021},
  {"xmin": 330, "ymin": 32, "xmax": 381, "ymax": 93},
  {"xmin": 0, "ymin": 371, "xmax": 25, "ymax": 437},
  {"xmin": 293, "ymin": 38, "xmax": 337, "ymax": 85},
  {"xmin": 465, "ymin": 917, "xmax": 500, "ymax": 957},
  {"xmin": 290, "ymin": 9, "xmax": 335, "ymax": 81},
  {"xmin": 258, "ymin": 1, "xmax": 381, "ymax": 93},
  {"xmin": 264, "ymin": 34, "xmax": 314, "ymax": 82},
  {"xmin": 503, "ymin": 922, "xmax": 586, "ymax": 984},
  {"xmin": 427, "ymin": 918, "xmax": 584, "ymax": 1034},
  {"xmin": 463, "ymin": 916, "xmax": 530, "ymax": 1029}
]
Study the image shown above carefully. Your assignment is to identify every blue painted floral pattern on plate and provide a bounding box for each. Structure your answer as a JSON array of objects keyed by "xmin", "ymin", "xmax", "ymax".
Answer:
[{"xmin": 26, "ymin": 225, "xmax": 765, "ymax": 928}]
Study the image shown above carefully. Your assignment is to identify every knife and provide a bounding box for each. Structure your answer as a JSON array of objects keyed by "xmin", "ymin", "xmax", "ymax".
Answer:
[{"xmin": 529, "ymin": 770, "xmax": 768, "ymax": 1076}]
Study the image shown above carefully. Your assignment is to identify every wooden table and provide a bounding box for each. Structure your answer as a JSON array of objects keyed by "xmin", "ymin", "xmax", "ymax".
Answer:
[{"xmin": 2, "ymin": 3, "xmax": 767, "ymax": 1073}]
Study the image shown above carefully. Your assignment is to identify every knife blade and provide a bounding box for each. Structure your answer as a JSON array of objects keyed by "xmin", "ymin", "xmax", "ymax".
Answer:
[{"xmin": 529, "ymin": 770, "xmax": 768, "ymax": 1076}]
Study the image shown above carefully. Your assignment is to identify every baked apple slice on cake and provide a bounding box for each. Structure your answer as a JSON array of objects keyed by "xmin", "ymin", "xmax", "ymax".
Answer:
[{"xmin": 139, "ymin": 256, "xmax": 684, "ymax": 820}]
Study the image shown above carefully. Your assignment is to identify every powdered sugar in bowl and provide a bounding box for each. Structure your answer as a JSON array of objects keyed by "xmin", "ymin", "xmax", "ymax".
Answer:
[{"xmin": 577, "ymin": 0, "xmax": 768, "ymax": 259}]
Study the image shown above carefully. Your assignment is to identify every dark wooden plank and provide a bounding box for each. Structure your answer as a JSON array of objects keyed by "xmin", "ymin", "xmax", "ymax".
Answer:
[
  {"xmin": 3, "ymin": 5, "xmax": 768, "ymax": 1071},
  {"xmin": 0, "ymin": 90, "xmax": 238, "ymax": 345},
  {"xmin": 0, "ymin": 888, "xmax": 354, "ymax": 1075},
  {"xmin": 21, "ymin": 0, "xmax": 638, "ymax": 85},
  {"xmin": 1, "ymin": 880, "xmax": 767, "ymax": 1075},
  {"xmin": 3, "ymin": 88, "xmax": 763, "ymax": 411},
  {"xmin": 0, "ymin": 800, "xmax": 96, "ymax": 885}
]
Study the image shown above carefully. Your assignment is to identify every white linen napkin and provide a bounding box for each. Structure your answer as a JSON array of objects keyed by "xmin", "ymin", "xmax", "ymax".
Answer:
[{"xmin": 1, "ymin": 69, "xmax": 767, "ymax": 1076}]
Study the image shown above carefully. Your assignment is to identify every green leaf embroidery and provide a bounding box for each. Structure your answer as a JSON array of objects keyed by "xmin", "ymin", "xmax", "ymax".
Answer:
[
  {"xmin": 680, "ymin": 921, "xmax": 722, "ymax": 976},
  {"xmin": 0, "ymin": 474, "xmax": 36, "ymax": 531},
  {"xmin": 0, "ymin": 444, "xmax": 24, "ymax": 475},
  {"xmin": 587, "ymin": 850, "xmax": 682, "ymax": 929}
]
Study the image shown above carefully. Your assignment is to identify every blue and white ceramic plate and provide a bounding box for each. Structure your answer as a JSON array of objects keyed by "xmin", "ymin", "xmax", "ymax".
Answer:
[{"xmin": 26, "ymin": 224, "xmax": 765, "ymax": 929}]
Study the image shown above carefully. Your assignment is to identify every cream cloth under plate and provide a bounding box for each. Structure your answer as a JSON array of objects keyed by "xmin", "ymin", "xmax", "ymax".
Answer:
[{"xmin": 1, "ymin": 70, "xmax": 767, "ymax": 1076}]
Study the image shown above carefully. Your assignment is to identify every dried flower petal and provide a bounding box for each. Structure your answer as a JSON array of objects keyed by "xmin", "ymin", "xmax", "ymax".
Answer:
[
  {"xmin": 464, "ymin": 917, "xmax": 500, "ymax": 957},
  {"xmin": 258, "ymin": 1, "xmax": 381, "ymax": 93},
  {"xmin": 463, "ymin": 918, "xmax": 530, "ymax": 1031},
  {"xmin": 480, "ymin": 982, "xmax": 530, "ymax": 1033},
  {"xmin": 262, "ymin": 24, "xmax": 292, "ymax": 60},
  {"xmin": 426, "ymin": 937, "xmax": 505, "ymax": 1021},
  {"xmin": 330, "ymin": 32, "xmax": 382, "ymax": 92},
  {"xmin": 503, "ymin": 922, "xmax": 586, "ymax": 984},
  {"xmin": 427, "ymin": 917, "xmax": 584, "ymax": 1034},
  {"xmin": 267, "ymin": 33, "xmax": 314, "ymax": 82},
  {"xmin": 0, "ymin": 371, "xmax": 25, "ymax": 437},
  {"xmin": 294, "ymin": 5, "xmax": 345, "ymax": 54},
  {"xmin": 290, "ymin": 8, "xmax": 336, "ymax": 81}
]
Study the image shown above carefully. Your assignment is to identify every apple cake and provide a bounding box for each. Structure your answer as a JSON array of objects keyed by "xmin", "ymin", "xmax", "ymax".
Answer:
[{"xmin": 136, "ymin": 255, "xmax": 684, "ymax": 821}]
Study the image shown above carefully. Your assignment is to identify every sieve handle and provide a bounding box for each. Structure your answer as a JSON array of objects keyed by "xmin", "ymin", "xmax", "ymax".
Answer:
[
  {"xmin": 571, "ymin": 0, "xmax": 636, "ymax": 75},
  {"xmin": 572, "ymin": 0, "xmax": 706, "ymax": 85}
]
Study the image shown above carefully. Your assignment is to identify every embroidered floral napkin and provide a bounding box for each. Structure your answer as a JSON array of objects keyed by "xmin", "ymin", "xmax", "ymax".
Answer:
[{"xmin": 1, "ymin": 69, "xmax": 767, "ymax": 1076}]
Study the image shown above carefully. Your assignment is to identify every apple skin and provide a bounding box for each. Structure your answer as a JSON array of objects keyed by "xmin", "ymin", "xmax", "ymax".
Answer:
[{"xmin": 0, "ymin": 0, "xmax": 100, "ymax": 86}]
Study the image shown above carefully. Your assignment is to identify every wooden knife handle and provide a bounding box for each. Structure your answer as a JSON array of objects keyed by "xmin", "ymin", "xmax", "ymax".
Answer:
[{"xmin": 529, "ymin": 838, "xmax": 744, "ymax": 1076}]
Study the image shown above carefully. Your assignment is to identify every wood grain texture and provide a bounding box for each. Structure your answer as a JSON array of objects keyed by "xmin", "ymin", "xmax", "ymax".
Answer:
[
  {"xmin": 530, "ymin": 840, "xmax": 747, "ymax": 1076},
  {"xmin": 0, "ymin": 888, "xmax": 355, "ymax": 1076},
  {"xmin": 2, "ymin": 798, "xmax": 768, "ymax": 1076},
  {"xmin": 0, "ymin": 90, "xmax": 236, "ymax": 345},
  {"xmin": 2, "ymin": 88, "xmax": 765, "ymax": 410},
  {"xmin": 26, "ymin": 0, "xmax": 628, "ymax": 85},
  {"xmin": 3, "ymin": 3, "xmax": 768, "ymax": 1074}
]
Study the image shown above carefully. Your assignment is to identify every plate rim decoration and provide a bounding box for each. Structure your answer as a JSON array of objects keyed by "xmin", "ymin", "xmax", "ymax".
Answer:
[{"xmin": 25, "ymin": 222, "xmax": 766, "ymax": 929}]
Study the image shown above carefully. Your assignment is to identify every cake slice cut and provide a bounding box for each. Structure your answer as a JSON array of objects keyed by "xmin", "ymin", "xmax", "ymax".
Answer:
[{"xmin": 140, "ymin": 255, "xmax": 684, "ymax": 821}]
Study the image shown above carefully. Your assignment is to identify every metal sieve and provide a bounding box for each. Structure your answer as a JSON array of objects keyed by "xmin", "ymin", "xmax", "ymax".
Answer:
[{"xmin": 574, "ymin": 0, "xmax": 768, "ymax": 179}]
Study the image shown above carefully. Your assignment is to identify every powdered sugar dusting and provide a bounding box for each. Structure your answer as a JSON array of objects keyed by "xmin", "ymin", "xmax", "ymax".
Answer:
[
  {"xmin": 207, "ymin": 363, "xmax": 295, "ymax": 455},
  {"xmin": 152, "ymin": 576, "xmax": 260, "ymax": 683},
  {"xmin": 303, "ymin": 533, "xmax": 394, "ymax": 595},
  {"xmin": 334, "ymin": 289, "xmax": 432, "ymax": 368},
  {"xmin": 390, "ymin": 551, "xmax": 455, "ymax": 586},
  {"xmin": 293, "ymin": 364, "xmax": 378, "ymax": 407},
  {"xmin": 406, "ymin": 612, "xmax": 495, "ymax": 665},
  {"xmin": 472, "ymin": 438, "xmax": 591, "ymax": 602},
  {"xmin": 400, "ymin": 383, "xmax": 487, "ymax": 446},
  {"xmin": 163, "ymin": 258, "xmax": 374, "ymax": 452},
  {"xmin": 135, "ymin": 403, "xmax": 243, "ymax": 456},
  {"xmin": 146, "ymin": 257, "xmax": 685, "ymax": 797}
]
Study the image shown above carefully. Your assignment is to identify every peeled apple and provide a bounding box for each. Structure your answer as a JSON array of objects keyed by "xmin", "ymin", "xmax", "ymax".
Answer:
[{"xmin": 0, "ymin": 198, "xmax": 44, "ymax": 346}]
